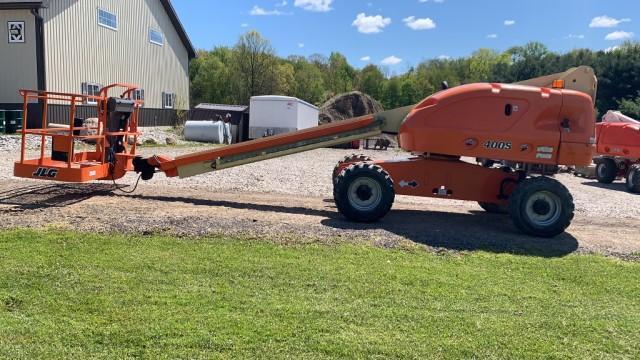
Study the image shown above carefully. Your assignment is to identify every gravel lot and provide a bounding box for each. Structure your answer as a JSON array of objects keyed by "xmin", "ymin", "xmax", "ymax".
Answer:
[{"xmin": 1, "ymin": 142, "xmax": 639, "ymax": 258}]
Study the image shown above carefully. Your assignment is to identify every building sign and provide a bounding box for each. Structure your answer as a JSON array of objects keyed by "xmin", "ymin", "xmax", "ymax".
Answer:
[{"xmin": 8, "ymin": 21, "xmax": 25, "ymax": 43}]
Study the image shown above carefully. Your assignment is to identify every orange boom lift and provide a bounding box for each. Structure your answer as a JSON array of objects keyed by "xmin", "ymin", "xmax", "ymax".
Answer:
[
  {"xmin": 593, "ymin": 117, "xmax": 640, "ymax": 193},
  {"xmin": 14, "ymin": 68, "xmax": 597, "ymax": 238}
]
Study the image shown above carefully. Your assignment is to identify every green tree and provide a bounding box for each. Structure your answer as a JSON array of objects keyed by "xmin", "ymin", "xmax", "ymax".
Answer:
[
  {"xmin": 357, "ymin": 64, "xmax": 386, "ymax": 101},
  {"xmin": 382, "ymin": 77, "xmax": 402, "ymax": 109},
  {"xmin": 594, "ymin": 42, "xmax": 640, "ymax": 114},
  {"xmin": 327, "ymin": 52, "xmax": 356, "ymax": 96},
  {"xmin": 467, "ymin": 49, "xmax": 505, "ymax": 82},
  {"xmin": 274, "ymin": 62, "xmax": 296, "ymax": 96},
  {"xmin": 618, "ymin": 93, "xmax": 640, "ymax": 119},
  {"xmin": 399, "ymin": 77, "xmax": 420, "ymax": 106},
  {"xmin": 233, "ymin": 31, "xmax": 279, "ymax": 104},
  {"xmin": 289, "ymin": 56, "xmax": 325, "ymax": 104},
  {"xmin": 189, "ymin": 48, "xmax": 234, "ymax": 105},
  {"xmin": 506, "ymin": 42, "xmax": 553, "ymax": 81}
]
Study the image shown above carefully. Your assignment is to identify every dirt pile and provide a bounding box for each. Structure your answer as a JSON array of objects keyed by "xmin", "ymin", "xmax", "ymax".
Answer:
[{"xmin": 319, "ymin": 91, "xmax": 384, "ymax": 124}]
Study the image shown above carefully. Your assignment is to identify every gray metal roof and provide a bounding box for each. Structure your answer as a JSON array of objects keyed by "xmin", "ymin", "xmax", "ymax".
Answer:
[
  {"xmin": 0, "ymin": 0, "xmax": 44, "ymax": 9},
  {"xmin": 159, "ymin": 0, "xmax": 196, "ymax": 59},
  {"xmin": 195, "ymin": 103, "xmax": 249, "ymax": 112}
]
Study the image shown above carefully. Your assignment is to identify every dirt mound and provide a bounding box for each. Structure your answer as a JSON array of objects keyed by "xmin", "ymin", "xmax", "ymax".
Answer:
[{"xmin": 319, "ymin": 91, "xmax": 384, "ymax": 124}]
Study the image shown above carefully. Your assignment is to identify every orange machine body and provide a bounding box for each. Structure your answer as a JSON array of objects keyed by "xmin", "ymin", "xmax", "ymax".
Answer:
[
  {"xmin": 399, "ymin": 83, "xmax": 595, "ymax": 166},
  {"xmin": 595, "ymin": 122, "xmax": 640, "ymax": 159}
]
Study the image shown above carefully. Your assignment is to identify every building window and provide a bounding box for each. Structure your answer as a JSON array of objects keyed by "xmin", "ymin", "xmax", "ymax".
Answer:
[
  {"xmin": 132, "ymin": 89, "xmax": 144, "ymax": 101},
  {"xmin": 162, "ymin": 91, "xmax": 175, "ymax": 109},
  {"xmin": 132, "ymin": 88, "xmax": 145, "ymax": 107},
  {"xmin": 149, "ymin": 28, "xmax": 164, "ymax": 46},
  {"xmin": 97, "ymin": 8, "xmax": 118, "ymax": 31},
  {"xmin": 81, "ymin": 82, "xmax": 101, "ymax": 105}
]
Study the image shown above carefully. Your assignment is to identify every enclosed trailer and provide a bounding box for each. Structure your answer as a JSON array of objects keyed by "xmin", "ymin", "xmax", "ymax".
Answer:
[{"xmin": 249, "ymin": 96, "xmax": 319, "ymax": 139}]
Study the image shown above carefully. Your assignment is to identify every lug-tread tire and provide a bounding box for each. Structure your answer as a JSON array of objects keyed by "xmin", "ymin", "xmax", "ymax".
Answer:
[
  {"xmin": 478, "ymin": 202, "xmax": 509, "ymax": 214},
  {"xmin": 332, "ymin": 154, "xmax": 373, "ymax": 183},
  {"xmin": 508, "ymin": 177, "xmax": 574, "ymax": 238},
  {"xmin": 334, "ymin": 163, "xmax": 394, "ymax": 222},
  {"xmin": 626, "ymin": 164, "xmax": 640, "ymax": 193},
  {"xmin": 596, "ymin": 158, "xmax": 617, "ymax": 184}
]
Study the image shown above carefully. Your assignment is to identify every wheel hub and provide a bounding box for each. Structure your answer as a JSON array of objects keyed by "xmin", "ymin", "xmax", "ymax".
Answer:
[
  {"xmin": 524, "ymin": 191, "xmax": 562, "ymax": 227},
  {"xmin": 532, "ymin": 199, "xmax": 551, "ymax": 216},
  {"xmin": 347, "ymin": 177, "xmax": 383, "ymax": 212},
  {"xmin": 356, "ymin": 185, "xmax": 373, "ymax": 201}
]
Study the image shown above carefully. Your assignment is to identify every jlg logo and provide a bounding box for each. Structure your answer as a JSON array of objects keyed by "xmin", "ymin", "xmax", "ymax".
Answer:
[
  {"xmin": 32, "ymin": 167, "xmax": 59, "ymax": 178},
  {"xmin": 484, "ymin": 141, "xmax": 512, "ymax": 150}
]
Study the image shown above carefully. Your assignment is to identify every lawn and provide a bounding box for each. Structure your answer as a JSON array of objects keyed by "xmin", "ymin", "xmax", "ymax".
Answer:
[{"xmin": 0, "ymin": 229, "xmax": 638, "ymax": 359}]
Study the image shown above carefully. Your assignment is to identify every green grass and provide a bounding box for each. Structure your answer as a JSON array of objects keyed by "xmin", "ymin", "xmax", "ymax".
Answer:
[{"xmin": 0, "ymin": 229, "xmax": 639, "ymax": 359}]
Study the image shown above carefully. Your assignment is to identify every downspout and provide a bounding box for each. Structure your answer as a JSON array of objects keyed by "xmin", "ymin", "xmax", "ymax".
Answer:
[
  {"xmin": 31, "ymin": 7, "xmax": 45, "ymax": 91},
  {"xmin": 30, "ymin": 7, "xmax": 45, "ymax": 129}
]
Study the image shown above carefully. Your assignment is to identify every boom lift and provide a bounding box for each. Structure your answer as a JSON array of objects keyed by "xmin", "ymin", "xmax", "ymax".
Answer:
[
  {"xmin": 14, "ymin": 69, "xmax": 597, "ymax": 238},
  {"xmin": 593, "ymin": 111, "xmax": 640, "ymax": 193}
]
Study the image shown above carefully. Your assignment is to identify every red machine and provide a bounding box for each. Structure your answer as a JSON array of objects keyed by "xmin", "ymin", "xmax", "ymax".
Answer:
[
  {"xmin": 594, "ymin": 112, "xmax": 640, "ymax": 192},
  {"xmin": 14, "ymin": 81, "xmax": 596, "ymax": 237}
]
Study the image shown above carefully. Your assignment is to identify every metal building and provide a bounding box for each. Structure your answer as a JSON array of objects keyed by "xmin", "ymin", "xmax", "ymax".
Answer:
[{"xmin": 0, "ymin": 0, "xmax": 195, "ymax": 127}]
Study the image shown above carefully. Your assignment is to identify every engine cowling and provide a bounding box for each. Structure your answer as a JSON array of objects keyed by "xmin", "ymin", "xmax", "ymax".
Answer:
[{"xmin": 398, "ymin": 83, "xmax": 595, "ymax": 166}]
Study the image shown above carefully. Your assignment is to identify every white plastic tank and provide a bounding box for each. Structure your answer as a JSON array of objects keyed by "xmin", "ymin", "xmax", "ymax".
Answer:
[{"xmin": 184, "ymin": 120, "xmax": 232, "ymax": 144}]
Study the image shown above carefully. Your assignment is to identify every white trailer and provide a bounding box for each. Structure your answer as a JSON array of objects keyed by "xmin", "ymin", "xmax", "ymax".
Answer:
[{"xmin": 249, "ymin": 96, "xmax": 319, "ymax": 139}]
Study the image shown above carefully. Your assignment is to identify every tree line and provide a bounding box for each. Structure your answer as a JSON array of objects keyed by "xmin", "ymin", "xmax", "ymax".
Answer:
[{"xmin": 190, "ymin": 31, "xmax": 640, "ymax": 118}]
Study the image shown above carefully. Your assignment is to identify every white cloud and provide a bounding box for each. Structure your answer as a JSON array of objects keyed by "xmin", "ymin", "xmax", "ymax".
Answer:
[
  {"xmin": 381, "ymin": 55, "xmax": 402, "ymax": 65},
  {"xmin": 241, "ymin": 23, "xmax": 249, "ymax": 27},
  {"xmin": 504, "ymin": 20, "xmax": 515, "ymax": 26},
  {"xmin": 605, "ymin": 31, "xmax": 634, "ymax": 41},
  {"xmin": 565, "ymin": 34, "xmax": 585, "ymax": 39},
  {"xmin": 361, "ymin": 56, "xmax": 371, "ymax": 61},
  {"xmin": 419, "ymin": 0, "xmax": 444, "ymax": 3},
  {"xmin": 604, "ymin": 46, "xmax": 620, "ymax": 53},
  {"xmin": 276, "ymin": 1, "xmax": 288, "ymax": 7},
  {"xmin": 437, "ymin": 54, "xmax": 450, "ymax": 60},
  {"xmin": 487, "ymin": 34, "xmax": 498, "ymax": 39},
  {"xmin": 403, "ymin": 16, "xmax": 436, "ymax": 30},
  {"xmin": 352, "ymin": 13, "xmax": 391, "ymax": 34},
  {"xmin": 250, "ymin": 6, "xmax": 289, "ymax": 16},
  {"xmin": 294, "ymin": 0, "xmax": 333, "ymax": 12},
  {"xmin": 298, "ymin": 43, "xmax": 305, "ymax": 48},
  {"xmin": 590, "ymin": 15, "xmax": 631, "ymax": 28}
]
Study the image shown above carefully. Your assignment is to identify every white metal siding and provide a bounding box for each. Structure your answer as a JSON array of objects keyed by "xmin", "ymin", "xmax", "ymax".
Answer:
[
  {"xmin": 0, "ymin": 9, "xmax": 37, "ymax": 103},
  {"xmin": 41, "ymin": 0, "xmax": 190, "ymax": 109}
]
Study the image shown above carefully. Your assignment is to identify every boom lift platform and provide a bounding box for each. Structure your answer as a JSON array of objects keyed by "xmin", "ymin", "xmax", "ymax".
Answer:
[{"xmin": 14, "ymin": 68, "xmax": 597, "ymax": 238}]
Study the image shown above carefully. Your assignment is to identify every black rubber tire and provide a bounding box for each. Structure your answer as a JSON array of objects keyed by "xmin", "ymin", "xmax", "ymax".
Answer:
[
  {"xmin": 625, "ymin": 164, "xmax": 640, "ymax": 193},
  {"xmin": 334, "ymin": 163, "xmax": 395, "ymax": 222},
  {"xmin": 332, "ymin": 154, "xmax": 373, "ymax": 183},
  {"xmin": 595, "ymin": 158, "xmax": 617, "ymax": 184},
  {"xmin": 508, "ymin": 177, "xmax": 575, "ymax": 238},
  {"xmin": 478, "ymin": 202, "xmax": 509, "ymax": 214}
]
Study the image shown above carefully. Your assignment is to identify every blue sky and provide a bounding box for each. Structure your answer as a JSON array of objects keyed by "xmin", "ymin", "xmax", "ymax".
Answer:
[{"xmin": 173, "ymin": 0, "xmax": 638, "ymax": 71}]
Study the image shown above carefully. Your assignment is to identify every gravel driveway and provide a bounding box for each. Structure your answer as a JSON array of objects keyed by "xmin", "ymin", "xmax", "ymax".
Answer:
[{"xmin": 1, "ymin": 145, "xmax": 639, "ymax": 258}]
